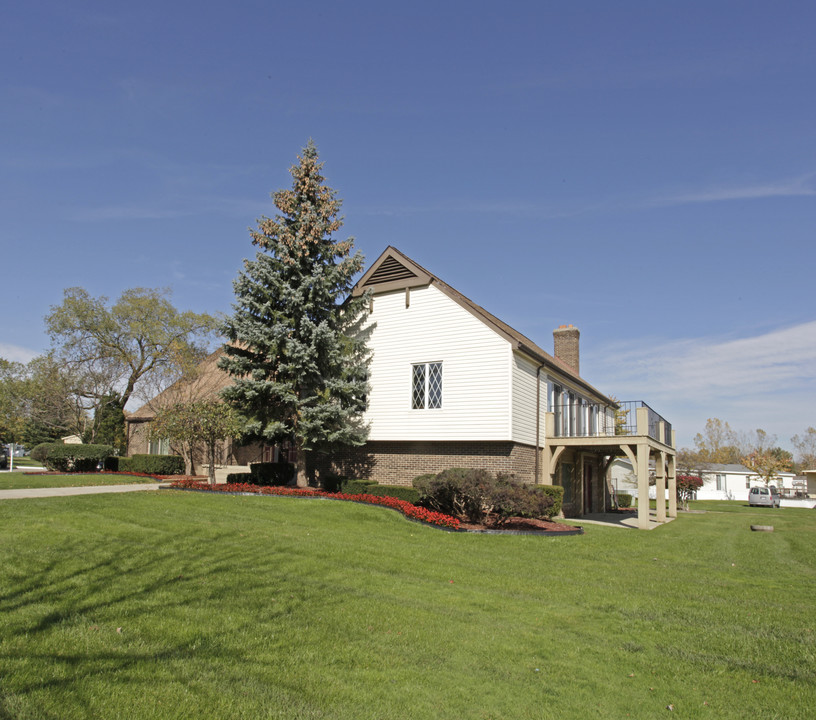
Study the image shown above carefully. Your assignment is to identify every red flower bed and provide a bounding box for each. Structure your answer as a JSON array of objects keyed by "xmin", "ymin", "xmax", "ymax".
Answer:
[{"xmin": 167, "ymin": 479, "xmax": 461, "ymax": 530}]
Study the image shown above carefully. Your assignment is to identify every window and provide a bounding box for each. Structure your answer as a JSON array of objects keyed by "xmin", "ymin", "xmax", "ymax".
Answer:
[
  {"xmin": 551, "ymin": 384, "xmax": 563, "ymax": 436},
  {"xmin": 149, "ymin": 436, "xmax": 169, "ymax": 455},
  {"xmin": 412, "ymin": 362, "xmax": 442, "ymax": 409},
  {"xmin": 716, "ymin": 474, "xmax": 725, "ymax": 491}
]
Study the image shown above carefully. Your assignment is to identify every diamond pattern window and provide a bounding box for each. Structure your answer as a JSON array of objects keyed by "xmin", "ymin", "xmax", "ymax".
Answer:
[{"xmin": 412, "ymin": 362, "xmax": 442, "ymax": 409}]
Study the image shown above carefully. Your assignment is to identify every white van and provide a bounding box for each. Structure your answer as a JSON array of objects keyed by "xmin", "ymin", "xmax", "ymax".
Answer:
[{"xmin": 748, "ymin": 486, "xmax": 780, "ymax": 508}]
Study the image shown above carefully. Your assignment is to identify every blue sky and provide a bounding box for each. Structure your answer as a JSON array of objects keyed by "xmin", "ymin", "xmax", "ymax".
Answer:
[{"xmin": 2, "ymin": 1, "xmax": 814, "ymax": 451}]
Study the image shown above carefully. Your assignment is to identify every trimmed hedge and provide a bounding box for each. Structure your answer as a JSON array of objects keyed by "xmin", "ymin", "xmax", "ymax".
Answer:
[
  {"xmin": 41, "ymin": 444, "xmax": 114, "ymax": 472},
  {"xmin": 319, "ymin": 477, "xmax": 420, "ymax": 504},
  {"xmin": 226, "ymin": 472, "xmax": 252, "ymax": 484},
  {"xmin": 339, "ymin": 478, "xmax": 379, "ymax": 495},
  {"xmin": 359, "ymin": 483, "xmax": 420, "ymax": 504},
  {"xmin": 248, "ymin": 462, "xmax": 295, "ymax": 486},
  {"xmin": 616, "ymin": 492, "xmax": 633, "ymax": 508},
  {"xmin": 30, "ymin": 442, "xmax": 55, "ymax": 464},
  {"xmin": 123, "ymin": 454, "xmax": 185, "ymax": 475}
]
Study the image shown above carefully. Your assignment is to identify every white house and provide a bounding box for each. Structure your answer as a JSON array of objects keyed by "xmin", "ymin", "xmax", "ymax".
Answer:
[
  {"xmin": 695, "ymin": 463, "xmax": 798, "ymax": 502},
  {"xmin": 127, "ymin": 246, "xmax": 677, "ymax": 527},
  {"xmin": 329, "ymin": 247, "xmax": 677, "ymax": 526}
]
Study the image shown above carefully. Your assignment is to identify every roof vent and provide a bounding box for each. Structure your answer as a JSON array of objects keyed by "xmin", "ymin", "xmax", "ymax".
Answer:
[{"xmin": 364, "ymin": 256, "xmax": 417, "ymax": 286}]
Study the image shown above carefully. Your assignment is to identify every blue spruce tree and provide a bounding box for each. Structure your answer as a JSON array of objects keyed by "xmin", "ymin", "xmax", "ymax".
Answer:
[{"xmin": 220, "ymin": 141, "xmax": 370, "ymax": 486}]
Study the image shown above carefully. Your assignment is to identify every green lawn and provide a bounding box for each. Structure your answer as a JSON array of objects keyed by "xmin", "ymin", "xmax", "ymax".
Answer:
[
  {"xmin": 0, "ymin": 494, "xmax": 813, "ymax": 719},
  {"xmin": 0, "ymin": 472, "xmax": 158, "ymax": 490},
  {"xmin": 5, "ymin": 456, "xmax": 41, "ymax": 468}
]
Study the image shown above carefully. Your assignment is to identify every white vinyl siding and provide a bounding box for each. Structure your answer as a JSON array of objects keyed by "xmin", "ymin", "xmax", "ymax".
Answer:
[
  {"xmin": 363, "ymin": 285, "xmax": 511, "ymax": 441},
  {"xmin": 511, "ymin": 353, "xmax": 547, "ymax": 446}
]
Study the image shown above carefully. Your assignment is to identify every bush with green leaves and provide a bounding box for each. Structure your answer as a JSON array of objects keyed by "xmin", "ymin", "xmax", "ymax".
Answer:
[
  {"xmin": 30, "ymin": 442, "xmax": 56, "ymax": 465},
  {"xmin": 338, "ymin": 478, "xmax": 378, "ymax": 495},
  {"xmin": 124, "ymin": 454, "xmax": 185, "ymax": 476},
  {"xmin": 489, "ymin": 475, "xmax": 555, "ymax": 526},
  {"xmin": 41, "ymin": 444, "xmax": 114, "ymax": 472},
  {"xmin": 248, "ymin": 462, "xmax": 295, "ymax": 486},
  {"xmin": 412, "ymin": 468, "xmax": 496, "ymax": 523},
  {"xmin": 319, "ymin": 477, "xmax": 420, "ymax": 504},
  {"xmin": 533, "ymin": 484, "xmax": 564, "ymax": 517},
  {"xmin": 352, "ymin": 482, "xmax": 419, "ymax": 504},
  {"xmin": 414, "ymin": 468, "xmax": 557, "ymax": 525},
  {"xmin": 226, "ymin": 472, "xmax": 252, "ymax": 484},
  {"xmin": 616, "ymin": 492, "xmax": 633, "ymax": 508}
]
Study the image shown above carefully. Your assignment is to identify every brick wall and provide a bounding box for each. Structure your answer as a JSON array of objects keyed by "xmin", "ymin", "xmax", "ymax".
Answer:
[
  {"xmin": 327, "ymin": 440, "xmax": 543, "ymax": 486},
  {"xmin": 553, "ymin": 325, "xmax": 580, "ymax": 374}
]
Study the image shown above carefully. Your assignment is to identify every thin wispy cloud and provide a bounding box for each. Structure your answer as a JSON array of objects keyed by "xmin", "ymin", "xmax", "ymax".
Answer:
[
  {"xmin": 597, "ymin": 321, "xmax": 816, "ymax": 396},
  {"xmin": 588, "ymin": 321, "xmax": 816, "ymax": 446},
  {"xmin": 0, "ymin": 343, "xmax": 40, "ymax": 363},
  {"xmin": 648, "ymin": 174, "xmax": 816, "ymax": 207}
]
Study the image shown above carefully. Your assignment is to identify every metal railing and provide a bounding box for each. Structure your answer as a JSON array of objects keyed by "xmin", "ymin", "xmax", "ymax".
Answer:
[{"xmin": 551, "ymin": 400, "xmax": 672, "ymax": 445}]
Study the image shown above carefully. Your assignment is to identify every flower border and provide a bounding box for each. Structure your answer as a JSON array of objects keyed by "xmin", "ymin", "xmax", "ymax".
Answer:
[{"xmin": 167, "ymin": 479, "xmax": 461, "ymax": 530}]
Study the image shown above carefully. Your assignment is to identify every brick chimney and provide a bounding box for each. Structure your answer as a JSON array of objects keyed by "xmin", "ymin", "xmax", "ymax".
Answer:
[{"xmin": 553, "ymin": 325, "xmax": 580, "ymax": 374}]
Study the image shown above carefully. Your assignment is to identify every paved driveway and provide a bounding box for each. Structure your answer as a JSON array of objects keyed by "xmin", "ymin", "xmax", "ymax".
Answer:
[{"xmin": 0, "ymin": 484, "xmax": 165, "ymax": 500}]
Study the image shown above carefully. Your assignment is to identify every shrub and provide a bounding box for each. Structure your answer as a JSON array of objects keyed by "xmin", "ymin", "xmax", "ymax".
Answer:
[
  {"xmin": 226, "ymin": 472, "xmax": 252, "ymax": 483},
  {"xmin": 415, "ymin": 469, "xmax": 557, "ymax": 525},
  {"xmin": 249, "ymin": 462, "xmax": 295, "ymax": 486},
  {"xmin": 340, "ymin": 478, "xmax": 378, "ymax": 495},
  {"xmin": 43, "ymin": 444, "xmax": 114, "ymax": 472},
  {"xmin": 413, "ymin": 468, "xmax": 495, "ymax": 523},
  {"xmin": 361, "ymin": 483, "xmax": 420, "ymax": 504},
  {"xmin": 319, "ymin": 475, "xmax": 344, "ymax": 493},
  {"xmin": 31, "ymin": 442, "xmax": 57, "ymax": 465},
  {"xmin": 126, "ymin": 454, "xmax": 185, "ymax": 475},
  {"xmin": 534, "ymin": 485, "xmax": 564, "ymax": 518},
  {"xmin": 489, "ymin": 476, "xmax": 554, "ymax": 526},
  {"xmin": 117, "ymin": 456, "xmax": 133, "ymax": 472},
  {"xmin": 616, "ymin": 492, "xmax": 633, "ymax": 508}
]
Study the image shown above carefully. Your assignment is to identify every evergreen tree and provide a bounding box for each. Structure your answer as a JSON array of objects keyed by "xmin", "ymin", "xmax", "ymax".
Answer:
[
  {"xmin": 92, "ymin": 394, "xmax": 126, "ymax": 454},
  {"xmin": 219, "ymin": 141, "xmax": 370, "ymax": 486}
]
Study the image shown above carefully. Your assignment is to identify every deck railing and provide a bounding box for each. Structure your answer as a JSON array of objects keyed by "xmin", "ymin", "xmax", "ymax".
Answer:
[{"xmin": 551, "ymin": 400, "xmax": 672, "ymax": 445}]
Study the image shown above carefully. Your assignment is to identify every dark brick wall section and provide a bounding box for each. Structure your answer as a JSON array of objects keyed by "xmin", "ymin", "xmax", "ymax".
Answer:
[{"xmin": 327, "ymin": 440, "xmax": 542, "ymax": 486}]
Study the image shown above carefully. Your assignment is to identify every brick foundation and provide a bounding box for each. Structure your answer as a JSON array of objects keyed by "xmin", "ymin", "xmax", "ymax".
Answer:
[{"xmin": 326, "ymin": 440, "xmax": 542, "ymax": 487}]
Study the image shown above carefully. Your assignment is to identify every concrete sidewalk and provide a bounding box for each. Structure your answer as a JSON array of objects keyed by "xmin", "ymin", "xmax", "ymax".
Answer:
[
  {"xmin": 0, "ymin": 484, "xmax": 166, "ymax": 500},
  {"xmin": 580, "ymin": 511, "xmax": 675, "ymax": 530}
]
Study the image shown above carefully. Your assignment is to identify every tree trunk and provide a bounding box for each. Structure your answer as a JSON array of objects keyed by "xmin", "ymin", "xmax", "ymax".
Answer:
[
  {"xmin": 295, "ymin": 444, "xmax": 308, "ymax": 487},
  {"xmin": 208, "ymin": 443, "xmax": 217, "ymax": 486}
]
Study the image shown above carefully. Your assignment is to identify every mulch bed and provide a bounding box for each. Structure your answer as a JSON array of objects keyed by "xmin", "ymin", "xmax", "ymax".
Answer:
[{"xmin": 457, "ymin": 515, "xmax": 583, "ymax": 535}]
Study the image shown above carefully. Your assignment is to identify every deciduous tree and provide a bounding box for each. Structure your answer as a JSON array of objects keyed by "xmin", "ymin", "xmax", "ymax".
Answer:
[
  {"xmin": 741, "ymin": 447, "xmax": 793, "ymax": 487},
  {"xmin": 693, "ymin": 418, "xmax": 742, "ymax": 465},
  {"xmin": 45, "ymin": 287, "xmax": 218, "ymax": 441},
  {"xmin": 151, "ymin": 400, "xmax": 242, "ymax": 485},
  {"xmin": 676, "ymin": 474, "xmax": 703, "ymax": 511},
  {"xmin": 0, "ymin": 354, "xmax": 87, "ymax": 445},
  {"xmin": 791, "ymin": 427, "xmax": 816, "ymax": 470},
  {"xmin": 219, "ymin": 141, "xmax": 370, "ymax": 486}
]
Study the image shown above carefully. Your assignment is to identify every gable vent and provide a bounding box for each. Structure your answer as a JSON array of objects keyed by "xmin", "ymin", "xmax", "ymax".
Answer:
[{"xmin": 364, "ymin": 256, "xmax": 418, "ymax": 286}]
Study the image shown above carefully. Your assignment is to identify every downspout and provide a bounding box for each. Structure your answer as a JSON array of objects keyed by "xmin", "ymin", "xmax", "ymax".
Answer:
[{"xmin": 534, "ymin": 363, "xmax": 547, "ymax": 484}]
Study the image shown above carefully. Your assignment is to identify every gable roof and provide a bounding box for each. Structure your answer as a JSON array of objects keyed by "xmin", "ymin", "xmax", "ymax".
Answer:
[
  {"xmin": 354, "ymin": 246, "xmax": 611, "ymax": 404},
  {"xmin": 126, "ymin": 347, "xmax": 230, "ymax": 422}
]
